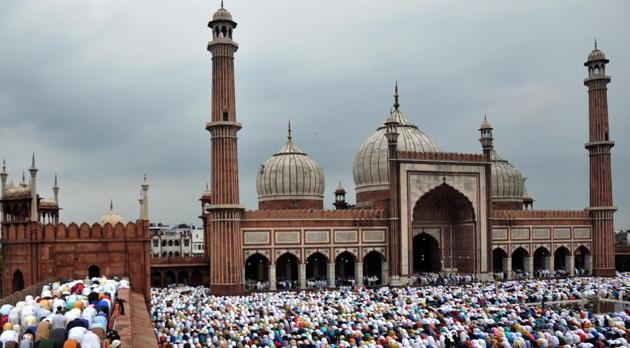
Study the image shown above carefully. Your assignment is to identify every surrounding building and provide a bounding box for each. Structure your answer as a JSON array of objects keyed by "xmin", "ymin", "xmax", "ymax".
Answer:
[
  {"xmin": 0, "ymin": 3, "xmax": 621, "ymax": 297},
  {"xmin": 149, "ymin": 224, "xmax": 204, "ymax": 258}
]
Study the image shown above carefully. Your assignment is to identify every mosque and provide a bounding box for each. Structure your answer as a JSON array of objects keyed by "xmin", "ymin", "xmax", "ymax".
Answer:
[{"xmin": 0, "ymin": 3, "xmax": 618, "ymax": 297}]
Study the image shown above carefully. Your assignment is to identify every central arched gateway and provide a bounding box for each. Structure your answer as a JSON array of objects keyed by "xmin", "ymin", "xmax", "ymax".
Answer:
[{"xmin": 412, "ymin": 183, "xmax": 476, "ymax": 273}]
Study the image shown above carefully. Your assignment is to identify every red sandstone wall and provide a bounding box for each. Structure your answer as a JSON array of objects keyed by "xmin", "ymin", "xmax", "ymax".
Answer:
[{"xmin": 1, "ymin": 221, "xmax": 151, "ymax": 299}]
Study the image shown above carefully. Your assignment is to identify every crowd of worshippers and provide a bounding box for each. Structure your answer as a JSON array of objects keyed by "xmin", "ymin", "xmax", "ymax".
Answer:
[
  {"xmin": 245, "ymin": 274, "xmax": 471, "ymax": 292},
  {"xmin": 152, "ymin": 275, "xmax": 630, "ymax": 347},
  {"xmin": 504, "ymin": 268, "xmax": 590, "ymax": 281},
  {"xmin": 0, "ymin": 277, "xmax": 127, "ymax": 348}
]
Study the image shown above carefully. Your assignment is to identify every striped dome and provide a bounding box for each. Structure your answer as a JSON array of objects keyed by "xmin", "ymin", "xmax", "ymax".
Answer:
[
  {"xmin": 490, "ymin": 149, "xmax": 525, "ymax": 202},
  {"xmin": 256, "ymin": 128, "xmax": 325, "ymax": 202},
  {"xmin": 353, "ymin": 107, "xmax": 440, "ymax": 193}
]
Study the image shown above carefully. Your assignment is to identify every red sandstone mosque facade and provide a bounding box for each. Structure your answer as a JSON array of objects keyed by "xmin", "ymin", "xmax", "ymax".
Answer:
[{"xmin": 0, "ymin": 4, "xmax": 619, "ymax": 297}]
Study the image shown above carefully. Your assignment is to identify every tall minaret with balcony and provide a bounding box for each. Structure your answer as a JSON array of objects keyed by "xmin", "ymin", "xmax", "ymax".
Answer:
[
  {"xmin": 205, "ymin": 2, "xmax": 244, "ymax": 295},
  {"xmin": 584, "ymin": 42, "xmax": 616, "ymax": 277}
]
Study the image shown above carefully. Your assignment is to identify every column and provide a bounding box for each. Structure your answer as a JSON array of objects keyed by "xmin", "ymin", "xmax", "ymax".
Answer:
[
  {"xmin": 268, "ymin": 265, "xmax": 276, "ymax": 291},
  {"xmin": 566, "ymin": 255, "xmax": 575, "ymax": 277},
  {"xmin": 327, "ymin": 263, "xmax": 335, "ymax": 288},
  {"xmin": 298, "ymin": 264, "xmax": 306, "ymax": 289},
  {"xmin": 545, "ymin": 256, "xmax": 554, "ymax": 276},
  {"xmin": 585, "ymin": 255, "xmax": 593, "ymax": 275},
  {"xmin": 381, "ymin": 262, "xmax": 389, "ymax": 285},
  {"xmin": 355, "ymin": 262, "xmax": 364, "ymax": 287},
  {"xmin": 502, "ymin": 257, "xmax": 512, "ymax": 280},
  {"xmin": 524, "ymin": 257, "xmax": 533, "ymax": 277}
]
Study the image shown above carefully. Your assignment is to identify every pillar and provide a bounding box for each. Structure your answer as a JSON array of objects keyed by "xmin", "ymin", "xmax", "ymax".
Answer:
[
  {"xmin": 355, "ymin": 262, "xmax": 363, "ymax": 287},
  {"xmin": 545, "ymin": 256, "xmax": 554, "ymax": 274},
  {"xmin": 585, "ymin": 255, "xmax": 593, "ymax": 275},
  {"xmin": 566, "ymin": 255, "xmax": 575, "ymax": 276},
  {"xmin": 298, "ymin": 263, "xmax": 306, "ymax": 289},
  {"xmin": 503, "ymin": 257, "xmax": 512, "ymax": 279},
  {"xmin": 381, "ymin": 261, "xmax": 389, "ymax": 285},
  {"xmin": 327, "ymin": 263, "xmax": 335, "ymax": 288},
  {"xmin": 524, "ymin": 257, "xmax": 533, "ymax": 277},
  {"xmin": 268, "ymin": 265, "xmax": 276, "ymax": 291}
]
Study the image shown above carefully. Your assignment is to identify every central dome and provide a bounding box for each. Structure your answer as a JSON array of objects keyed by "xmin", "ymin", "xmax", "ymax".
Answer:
[
  {"xmin": 99, "ymin": 201, "xmax": 125, "ymax": 225},
  {"xmin": 256, "ymin": 124, "xmax": 325, "ymax": 209},
  {"xmin": 353, "ymin": 88, "xmax": 440, "ymax": 194}
]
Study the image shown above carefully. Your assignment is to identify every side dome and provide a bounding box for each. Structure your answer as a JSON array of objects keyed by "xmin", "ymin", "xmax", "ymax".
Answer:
[
  {"xmin": 490, "ymin": 149, "xmax": 525, "ymax": 207},
  {"xmin": 256, "ymin": 124, "xmax": 325, "ymax": 209},
  {"xmin": 353, "ymin": 87, "xmax": 440, "ymax": 194},
  {"xmin": 99, "ymin": 201, "xmax": 125, "ymax": 225}
]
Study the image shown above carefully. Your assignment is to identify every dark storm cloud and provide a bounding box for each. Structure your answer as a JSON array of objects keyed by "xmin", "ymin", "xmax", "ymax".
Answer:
[{"xmin": 0, "ymin": 0, "xmax": 628, "ymax": 229}]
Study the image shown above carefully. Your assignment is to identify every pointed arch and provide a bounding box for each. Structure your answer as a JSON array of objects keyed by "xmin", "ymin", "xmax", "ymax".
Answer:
[
  {"xmin": 44, "ymin": 223, "xmax": 55, "ymax": 240},
  {"xmin": 56, "ymin": 224, "xmax": 68, "ymax": 239},
  {"xmin": 413, "ymin": 183, "xmax": 476, "ymax": 222},
  {"xmin": 113, "ymin": 222, "xmax": 125, "ymax": 238}
]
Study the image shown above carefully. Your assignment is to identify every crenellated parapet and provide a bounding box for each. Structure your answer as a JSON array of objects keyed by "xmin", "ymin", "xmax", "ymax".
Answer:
[
  {"xmin": 242, "ymin": 208, "xmax": 387, "ymax": 221},
  {"xmin": 492, "ymin": 210, "xmax": 590, "ymax": 220},
  {"xmin": 398, "ymin": 151, "xmax": 486, "ymax": 163},
  {"xmin": 2, "ymin": 221, "xmax": 149, "ymax": 243}
]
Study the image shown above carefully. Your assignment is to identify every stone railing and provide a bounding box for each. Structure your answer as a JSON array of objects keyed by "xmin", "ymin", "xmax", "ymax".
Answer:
[
  {"xmin": 113, "ymin": 287, "xmax": 158, "ymax": 347},
  {"xmin": 0, "ymin": 277, "xmax": 65, "ymax": 305}
]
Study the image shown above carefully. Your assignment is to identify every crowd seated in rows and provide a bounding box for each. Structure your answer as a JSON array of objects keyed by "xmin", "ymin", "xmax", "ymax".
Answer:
[{"xmin": 151, "ymin": 275, "xmax": 630, "ymax": 347}]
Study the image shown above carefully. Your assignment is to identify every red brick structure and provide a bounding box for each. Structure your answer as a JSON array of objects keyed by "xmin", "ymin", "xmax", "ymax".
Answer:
[
  {"xmin": 0, "ymin": 162, "xmax": 151, "ymax": 299},
  {"xmin": 204, "ymin": 5, "xmax": 245, "ymax": 296},
  {"xmin": 583, "ymin": 43, "xmax": 616, "ymax": 277}
]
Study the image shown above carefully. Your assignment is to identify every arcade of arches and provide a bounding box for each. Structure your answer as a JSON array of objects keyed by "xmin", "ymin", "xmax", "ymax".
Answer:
[
  {"xmin": 411, "ymin": 184, "xmax": 476, "ymax": 274},
  {"xmin": 492, "ymin": 245, "xmax": 592, "ymax": 278},
  {"xmin": 243, "ymin": 250, "xmax": 387, "ymax": 290},
  {"xmin": 151, "ymin": 269, "xmax": 204, "ymax": 287}
]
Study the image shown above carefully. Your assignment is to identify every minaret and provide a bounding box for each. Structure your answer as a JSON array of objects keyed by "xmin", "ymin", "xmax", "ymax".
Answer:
[
  {"xmin": 29, "ymin": 154, "xmax": 38, "ymax": 222},
  {"xmin": 385, "ymin": 83, "xmax": 401, "ymax": 285},
  {"xmin": 1, "ymin": 160, "xmax": 8, "ymax": 224},
  {"xmin": 479, "ymin": 115, "xmax": 494, "ymax": 274},
  {"xmin": 584, "ymin": 42, "xmax": 616, "ymax": 277},
  {"xmin": 138, "ymin": 189, "xmax": 144, "ymax": 221},
  {"xmin": 141, "ymin": 174, "xmax": 149, "ymax": 221},
  {"xmin": 205, "ymin": 2, "xmax": 244, "ymax": 295},
  {"xmin": 53, "ymin": 173, "xmax": 59, "ymax": 204}
]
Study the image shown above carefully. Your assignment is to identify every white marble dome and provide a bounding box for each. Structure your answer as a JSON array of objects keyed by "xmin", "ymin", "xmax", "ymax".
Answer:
[
  {"xmin": 99, "ymin": 201, "xmax": 125, "ymax": 225},
  {"xmin": 353, "ymin": 106, "xmax": 440, "ymax": 193},
  {"xmin": 256, "ymin": 128, "xmax": 325, "ymax": 202},
  {"xmin": 490, "ymin": 149, "xmax": 525, "ymax": 202}
]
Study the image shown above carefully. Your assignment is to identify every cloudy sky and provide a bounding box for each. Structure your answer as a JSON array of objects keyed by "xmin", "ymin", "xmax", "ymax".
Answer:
[{"xmin": 0, "ymin": 0, "xmax": 628, "ymax": 229}]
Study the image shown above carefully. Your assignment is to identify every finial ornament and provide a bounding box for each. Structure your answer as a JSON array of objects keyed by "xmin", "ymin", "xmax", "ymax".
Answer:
[
  {"xmin": 393, "ymin": 81, "xmax": 400, "ymax": 110},
  {"xmin": 110, "ymin": 199, "xmax": 113, "ymax": 210},
  {"xmin": 2, "ymin": 159, "xmax": 5, "ymax": 173},
  {"xmin": 31, "ymin": 153, "xmax": 35, "ymax": 168},
  {"xmin": 221, "ymin": 0, "xmax": 224, "ymax": 8},
  {"xmin": 54, "ymin": 173, "xmax": 58, "ymax": 186},
  {"xmin": 22, "ymin": 170, "xmax": 25, "ymax": 183},
  {"xmin": 594, "ymin": 38, "xmax": 597, "ymax": 50},
  {"xmin": 287, "ymin": 121, "xmax": 293, "ymax": 141}
]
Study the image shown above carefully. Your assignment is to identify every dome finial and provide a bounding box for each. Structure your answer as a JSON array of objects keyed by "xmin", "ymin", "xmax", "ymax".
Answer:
[
  {"xmin": 110, "ymin": 199, "xmax": 113, "ymax": 211},
  {"xmin": 21, "ymin": 170, "xmax": 25, "ymax": 184},
  {"xmin": 287, "ymin": 120, "xmax": 293, "ymax": 141},
  {"xmin": 2, "ymin": 159, "xmax": 6, "ymax": 174},
  {"xmin": 594, "ymin": 37, "xmax": 597, "ymax": 50},
  {"xmin": 393, "ymin": 81, "xmax": 400, "ymax": 110},
  {"xmin": 221, "ymin": 0, "xmax": 224, "ymax": 8}
]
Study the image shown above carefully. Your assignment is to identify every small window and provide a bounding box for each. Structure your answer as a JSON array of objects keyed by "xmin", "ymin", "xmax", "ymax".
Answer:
[
  {"xmin": 153, "ymin": 239, "xmax": 159, "ymax": 247},
  {"xmin": 184, "ymin": 239, "xmax": 189, "ymax": 247},
  {"xmin": 223, "ymin": 110, "xmax": 229, "ymax": 121},
  {"xmin": 162, "ymin": 240, "xmax": 167, "ymax": 247},
  {"xmin": 605, "ymin": 131, "xmax": 609, "ymax": 141},
  {"xmin": 174, "ymin": 240, "xmax": 180, "ymax": 247}
]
